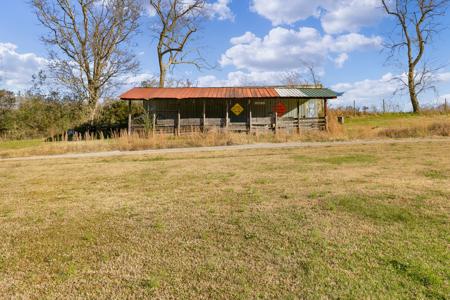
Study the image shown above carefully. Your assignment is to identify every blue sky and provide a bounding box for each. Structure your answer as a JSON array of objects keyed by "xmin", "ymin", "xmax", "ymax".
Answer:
[{"xmin": 1, "ymin": 0, "xmax": 450, "ymax": 110}]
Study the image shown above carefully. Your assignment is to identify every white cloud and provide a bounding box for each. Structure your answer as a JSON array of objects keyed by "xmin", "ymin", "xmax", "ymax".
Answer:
[
  {"xmin": 250, "ymin": 0, "xmax": 329, "ymax": 26},
  {"xmin": 250, "ymin": 0, "xmax": 383, "ymax": 34},
  {"xmin": 220, "ymin": 27, "xmax": 382, "ymax": 72},
  {"xmin": 332, "ymin": 73, "xmax": 398, "ymax": 106},
  {"xmin": 333, "ymin": 33, "xmax": 383, "ymax": 52},
  {"xmin": 0, "ymin": 43, "xmax": 48, "ymax": 92},
  {"xmin": 206, "ymin": 0, "xmax": 234, "ymax": 21},
  {"xmin": 230, "ymin": 32, "xmax": 257, "ymax": 45},
  {"xmin": 123, "ymin": 72, "xmax": 155, "ymax": 86},
  {"xmin": 321, "ymin": 0, "xmax": 383, "ymax": 34},
  {"xmin": 436, "ymin": 72, "xmax": 450, "ymax": 82},
  {"xmin": 334, "ymin": 53, "xmax": 349, "ymax": 68},
  {"xmin": 331, "ymin": 71, "xmax": 450, "ymax": 109}
]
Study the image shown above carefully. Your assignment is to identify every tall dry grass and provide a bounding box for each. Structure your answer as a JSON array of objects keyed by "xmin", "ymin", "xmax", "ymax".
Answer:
[
  {"xmin": 1, "ymin": 113, "xmax": 450, "ymax": 159},
  {"xmin": 378, "ymin": 122, "xmax": 450, "ymax": 138}
]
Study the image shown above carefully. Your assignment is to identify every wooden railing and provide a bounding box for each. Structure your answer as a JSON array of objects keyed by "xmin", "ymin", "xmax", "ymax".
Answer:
[{"xmin": 132, "ymin": 116, "xmax": 327, "ymax": 134}]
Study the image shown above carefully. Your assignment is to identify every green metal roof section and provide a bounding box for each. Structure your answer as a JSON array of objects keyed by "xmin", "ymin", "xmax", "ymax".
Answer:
[{"xmin": 298, "ymin": 88, "xmax": 339, "ymax": 98}]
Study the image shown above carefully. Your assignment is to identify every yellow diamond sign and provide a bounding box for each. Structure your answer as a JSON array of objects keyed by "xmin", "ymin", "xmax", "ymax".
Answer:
[{"xmin": 231, "ymin": 103, "xmax": 244, "ymax": 116}]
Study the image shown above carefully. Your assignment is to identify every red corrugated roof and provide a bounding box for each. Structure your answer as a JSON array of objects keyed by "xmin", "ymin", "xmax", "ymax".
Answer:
[
  {"xmin": 120, "ymin": 87, "xmax": 280, "ymax": 100},
  {"xmin": 120, "ymin": 86, "xmax": 339, "ymax": 100}
]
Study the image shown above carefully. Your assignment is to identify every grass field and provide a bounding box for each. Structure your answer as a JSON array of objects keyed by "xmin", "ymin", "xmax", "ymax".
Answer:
[
  {"xmin": 343, "ymin": 113, "xmax": 450, "ymax": 138},
  {"xmin": 0, "ymin": 140, "xmax": 449, "ymax": 298}
]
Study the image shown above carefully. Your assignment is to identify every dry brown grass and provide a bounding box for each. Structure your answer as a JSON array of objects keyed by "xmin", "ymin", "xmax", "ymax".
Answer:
[
  {"xmin": 0, "ymin": 113, "xmax": 449, "ymax": 159},
  {"xmin": 0, "ymin": 130, "xmax": 345, "ymax": 158},
  {"xmin": 344, "ymin": 113, "xmax": 450, "ymax": 139},
  {"xmin": 0, "ymin": 141, "xmax": 449, "ymax": 298},
  {"xmin": 378, "ymin": 122, "xmax": 450, "ymax": 138}
]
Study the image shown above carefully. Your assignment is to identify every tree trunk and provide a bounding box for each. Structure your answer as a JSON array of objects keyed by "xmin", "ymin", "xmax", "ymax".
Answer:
[
  {"xmin": 159, "ymin": 69, "xmax": 166, "ymax": 88},
  {"xmin": 88, "ymin": 86, "xmax": 100, "ymax": 124},
  {"xmin": 159, "ymin": 55, "xmax": 166, "ymax": 88},
  {"xmin": 88, "ymin": 100, "xmax": 99, "ymax": 125},
  {"xmin": 408, "ymin": 66, "xmax": 420, "ymax": 113}
]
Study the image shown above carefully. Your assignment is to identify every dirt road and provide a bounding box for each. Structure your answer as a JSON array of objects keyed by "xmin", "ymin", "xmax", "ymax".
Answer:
[{"xmin": 1, "ymin": 138, "xmax": 449, "ymax": 162}]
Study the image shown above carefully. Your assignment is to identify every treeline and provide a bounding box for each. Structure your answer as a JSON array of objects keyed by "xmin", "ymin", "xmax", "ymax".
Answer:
[{"xmin": 0, "ymin": 89, "xmax": 142, "ymax": 140}]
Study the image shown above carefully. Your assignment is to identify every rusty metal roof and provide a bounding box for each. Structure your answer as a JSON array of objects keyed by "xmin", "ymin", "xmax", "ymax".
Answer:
[{"xmin": 120, "ymin": 87, "xmax": 338, "ymax": 100}]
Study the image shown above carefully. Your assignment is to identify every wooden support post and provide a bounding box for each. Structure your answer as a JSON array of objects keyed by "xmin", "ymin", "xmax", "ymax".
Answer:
[
  {"xmin": 127, "ymin": 100, "xmax": 132, "ymax": 135},
  {"xmin": 225, "ymin": 100, "xmax": 229, "ymax": 130},
  {"xmin": 248, "ymin": 99, "xmax": 252, "ymax": 133},
  {"xmin": 297, "ymin": 100, "xmax": 301, "ymax": 134},
  {"xmin": 202, "ymin": 99, "xmax": 206, "ymax": 132},
  {"xmin": 274, "ymin": 112, "xmax": 278, "ymax": 134},
  {"xmin": 152, "ymin": 112, "xmax": 156, "ymax": 136},
  {"xmin": 177, "ymin": 101, "xmax": 181, "ymax": 136},
  {"xmin": 324, "ymin": 99, "xmax": 329, "ymax": 131}
]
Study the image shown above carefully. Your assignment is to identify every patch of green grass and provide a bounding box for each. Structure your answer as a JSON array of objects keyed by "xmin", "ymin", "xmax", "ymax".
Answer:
[
  {"xmin": 291, "ymin": 155, "xmax": 312, "ymax": 162},
  {"xmin": 141, "ymin": 276, "xmax": 160, "ymax": 291},
  {"xmin": 58, "ymin": 263, "xmax": 78, "ymax": 281},
  {"xmin": 254, "ymin": 178, "xmax": 271, "ymax": 185},
  {"xmin": 423, "ymin": 169, "xmax": 448, "ymax": 180},
  {"xmin": 346, "ymin": 113, "xmax": 417, "ymax": 125},
  {"xmin": 292, "ymin": 154, "xmax": 377, "ymax": 165},
  {"xmin": 0, "ymin": 139, "xmax": 43, "ymax": 150},
  {"xmin": 151, "ymin": 221, "xmax": 166, "ymax": 232},
  {"xmin": 322, "ymin": 195, "xmax": 413, "ymax": 224},
  {"xmin": 307, "ymin": 191, "xmax": 329, "ymax": 199},
  {"xmin": 387, "ymin": 259, "xmax": 443, "ymax": 288},
  {"xmin": 319, "ymin": 154, "xmax": 378, "ymax": 165},
  {"xmin": 81, "ymin": 232, "xmax": 96, "ymax": 243}
]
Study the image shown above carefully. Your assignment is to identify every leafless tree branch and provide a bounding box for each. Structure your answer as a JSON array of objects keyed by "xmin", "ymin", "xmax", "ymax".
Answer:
[
  {"xmin": 149, "ymin": 0, "xmax": 209, "ymax": 87},
  {"xmin": 381, "ymin": 0, "xmax": 449, "ymax": 112},
  {"xmin": 32, "ymin": 0, "xmax": 141, "ymax": 121}
]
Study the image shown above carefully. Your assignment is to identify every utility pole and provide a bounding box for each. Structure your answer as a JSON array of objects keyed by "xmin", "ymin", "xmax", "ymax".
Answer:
[
  {"xmin": 383, "ymin": 99, "xmax": 386, "ymax": 114},
  {"xmin": 445, "ymin": 98, "xmax": 448, "ymax": 113},
  {"xmin": 353, "ymin": 100, "xmax": 357, "ymax": 116}
]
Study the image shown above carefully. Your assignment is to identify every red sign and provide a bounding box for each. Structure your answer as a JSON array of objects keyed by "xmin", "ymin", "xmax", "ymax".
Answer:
[{"xmin": 274, "ymin": 102, "xmax": 287, "ymax": 117}]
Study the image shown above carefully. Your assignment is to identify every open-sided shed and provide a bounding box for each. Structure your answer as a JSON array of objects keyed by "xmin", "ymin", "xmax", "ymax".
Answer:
[{"xmin": 120, "ymin": 86, "xmax": 338, "ymax": 134}]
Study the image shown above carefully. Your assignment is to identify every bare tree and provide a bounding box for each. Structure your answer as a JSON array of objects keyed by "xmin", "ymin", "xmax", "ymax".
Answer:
[
  {"xmin": 301, "ymin": 60, "xmax": 321, "ymax": 86},
  {"xmin": 282, "ymin": 61, "xmax": 322, "ymax": 87},
  {"xmin": 140, "ymin": 75, "xmax": 196, "ymax": 88},
  {"xmin": 149, "ymin": 0, "xmax": 207, "ymax": 87},
  {"xmin": 381, "ymin": 0, "xmax": 449, "ymax": 113},
  {"xmin": 32, "ymin": 0, "xmax": 141, "ymax": 121}
]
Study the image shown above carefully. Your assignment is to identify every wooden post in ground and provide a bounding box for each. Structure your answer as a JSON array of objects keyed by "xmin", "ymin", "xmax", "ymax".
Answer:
[
  {"xmin": 248, "ymin": 99, "xmax": 252, "ymax": 134},
  {"xmin": 353, "ymin": 100, "xmax": 357, "ymax": 116},
  {"xmin": 274, "ymin": 112, "xmax": 278, "ymax": 134},
  {"xmin": 177, "ymin": 101, "xmax": 181, "ymax": 136},
  {"xmin": 324, "ymin": 99, "xmax": 329, "ymax": 131},
  {"xmin": 383, "ymin": 99, "xmax": 386, "ymax": 114},
  {"xmin": 297, "ymin": 99, "xmax": 301, "ymax": 134},
  {"xmin": 445, "ymin": 98, "xmax": 448, "ymax": 113},
  {"xmin": 152, "ymin": 112, "xmax": 156, "ymax": 136},
  {"xmin": 128, "ymin": 100, "xmax": 132, "ymax": 135},
  {"xmin": 225, "ymin": 100, "xmax": 229, "ymax": 131},
  {"xmin": 202, "ymin": 99, "xmax": 206, "ymax": 132}
]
